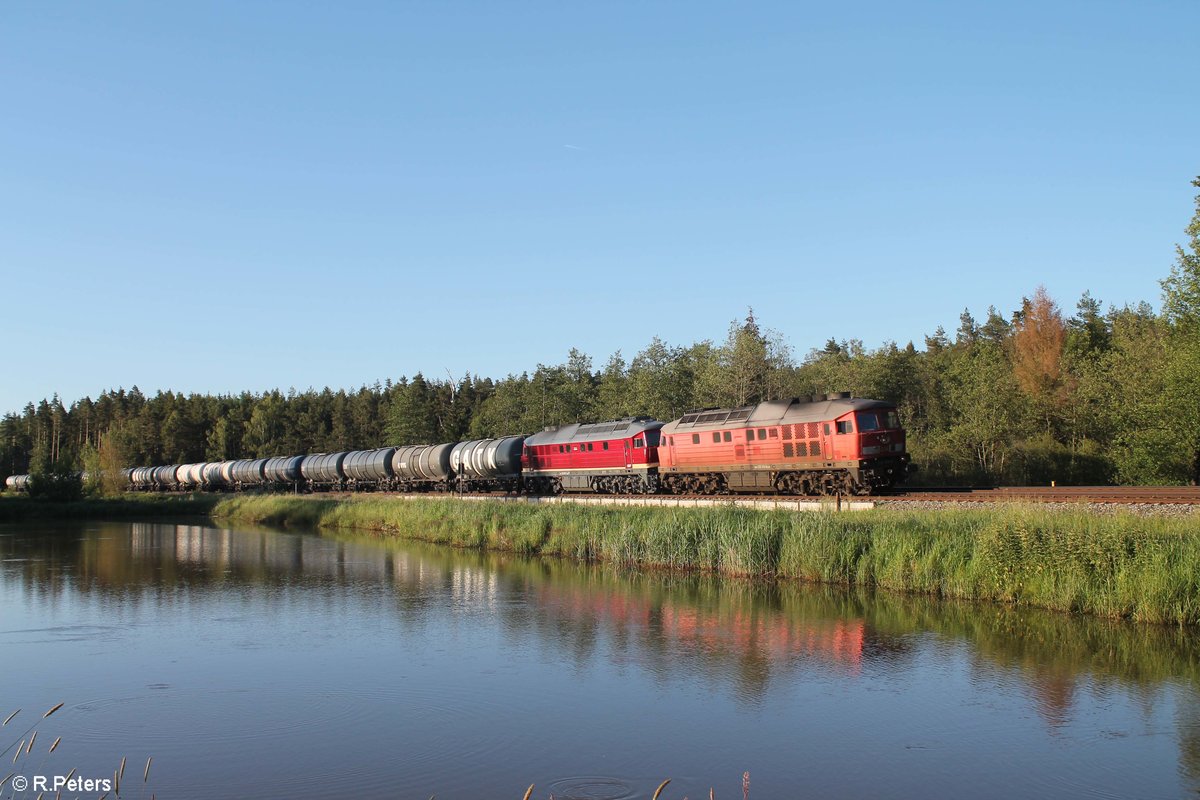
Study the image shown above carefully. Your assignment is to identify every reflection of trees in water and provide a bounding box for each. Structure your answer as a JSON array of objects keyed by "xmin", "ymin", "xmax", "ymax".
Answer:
[
  {"xmin": 5, "ymin": 521, "xmax": 1200, "ymax": 732},
  {"xmin": 1178, "ymin": 701, "xmax": 1200, "ymax": 794},
  {"xmin": 866, "ymin": 592, "xmax": 1200, "ymax": 729}
]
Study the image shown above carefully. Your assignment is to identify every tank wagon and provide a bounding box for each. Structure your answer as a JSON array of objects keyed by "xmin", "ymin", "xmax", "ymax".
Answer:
[
  {"xmin": 342, "ymin": 448, "xmax": 396, "ymax": 490},
  {"xmin": 391, "ymin": 443, "xmax": 455, "ymax": 491},
  {"xmin": 300, "ymin": 452, "xmax": 349, "ymax": 491},
  {"xmin": 153, "ymin": 465, "xmax": 180, "ymax": 490},
  {"xmin": 658, "ymin": 394, "xmax": 909, "ymax": 495},
  {"xmin": 264, "ymin": 455, "xmax": 305, "ymax": 488},
  {"xmin": 177, "ymin": 463, "xmax": 207, "ymax": 490},
  {"xmin": 232, "ymin": 459, "xmax": 270, "ymax": 488},
  {"xmin": 5, "ymin": 474, "xmax": 31, "ymax": 492},
  {"xmin": 449, "ymin": 437, "xmax": 525, "ymax": 492},
  {"xmin": 202, "ymin": 462, "xmax": 227, "ymax": 489},
  {"xmin": 523, "ymin": 417, "xmax": 664, "ymax": 494}
]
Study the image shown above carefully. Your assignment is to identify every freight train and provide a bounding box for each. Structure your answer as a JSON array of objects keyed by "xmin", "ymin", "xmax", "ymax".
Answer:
[{"xmin": 5, "ymin": 394, "xmax": 911, "ymax": 497}]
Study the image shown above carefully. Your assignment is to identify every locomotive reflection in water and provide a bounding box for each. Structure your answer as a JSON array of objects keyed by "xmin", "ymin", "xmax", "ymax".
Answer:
[{"xmin": 6, "ymin": 393, "xmax": 913, "ymax": 498}]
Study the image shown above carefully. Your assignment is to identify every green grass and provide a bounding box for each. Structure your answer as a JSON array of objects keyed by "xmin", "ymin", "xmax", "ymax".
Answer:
[
  {"xmin": 211, "ymin": 494, "xmax": 1200, "ymax": 626},
  {"xmin": 0, "ymin": 492, "xmax": 221, "ymax": 521}
]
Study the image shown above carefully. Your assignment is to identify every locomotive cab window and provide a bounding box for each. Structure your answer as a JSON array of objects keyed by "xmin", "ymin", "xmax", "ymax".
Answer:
[
  {"xmin": 713, "ymin": 432, "xmax": 721, "ymax": 443},
  {"xmin": 693, "ymin": 434, "xmax": 700, "ymax": 444},
  {"xmin": 857, "ymin": 413, "xmax": 880, "ymax": 432},
  {"xmin": 603, "ymin": 442, "xmax": 609, "ymax": 450},
  {"xmin": 757, "ymin": 429, "xmax": 767, "ymax": 440},
  {"xmin": 723, "ymin": 431, "xmax": 732, "ymax": 442},
  {"xmin": 886, "ymin": 411, "xmax": 900, "ymax": 429},
  {"xmin": 836, "ymin": 420, "xmax": 854, "ymax": 434},
  {"xmin": 587, "ymin": 443, "xmax": 594, "ymax": 451},
  {"xmin": 634, "ymin": 438, "xmax": 644, "ymax": 448}
]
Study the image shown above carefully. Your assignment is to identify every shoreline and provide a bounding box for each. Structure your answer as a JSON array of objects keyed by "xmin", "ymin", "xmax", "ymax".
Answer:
[
  {"xmin": 4, "ymin": 492, "xmax": 1198, "ymax": 626},
  {"xmin": 210, "ymin": 493, "xmax": 1200, "ymax": 627}
]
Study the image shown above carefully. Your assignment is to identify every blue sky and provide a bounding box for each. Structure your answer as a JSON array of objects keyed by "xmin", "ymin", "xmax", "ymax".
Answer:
[{"xmin": 2, "ymin": 1, "xmax": 1198, "ymax": 415}]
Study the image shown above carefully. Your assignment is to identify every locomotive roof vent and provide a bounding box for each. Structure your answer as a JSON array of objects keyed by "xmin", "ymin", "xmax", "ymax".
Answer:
[
  {"xmin": 810, "ymin": 394, "xmax": 824, "ymax": 403},
  {"xmin": 825, "ymin": 392, "xmax": 852, "ymax": 401}
]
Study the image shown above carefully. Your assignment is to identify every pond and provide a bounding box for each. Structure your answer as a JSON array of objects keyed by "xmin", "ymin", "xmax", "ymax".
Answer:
[{"xmin": 1, "ymin": 520, "xmax": 1197, "ymax": 799}]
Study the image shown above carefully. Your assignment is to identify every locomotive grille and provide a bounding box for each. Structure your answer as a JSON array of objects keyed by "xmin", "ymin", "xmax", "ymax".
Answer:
[
  {"xmin": 783, "ymin": 444, "xmax": 794, "ymax": 458},
  {"xmin": 807, "ymin": 422, "xmax": 819, "ymax": 438},
  {"xmin": 782, "ymin": 427, "xmax": 792, "ymax": 440}
]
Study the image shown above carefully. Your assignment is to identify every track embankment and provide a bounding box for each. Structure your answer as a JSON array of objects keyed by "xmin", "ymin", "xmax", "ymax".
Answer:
[{"xmin": 212, "ymin": 494, "xmax": 1200, "ymax": 627}]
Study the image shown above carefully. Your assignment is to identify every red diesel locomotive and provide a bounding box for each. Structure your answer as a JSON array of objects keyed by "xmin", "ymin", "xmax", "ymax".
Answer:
[
  {"xmin": 521, "ymin": 393, "xmax": 909, "ymax": 496},
  {"xmin": 658, "ymin": 394, "xmax": 908, "ymax": 495},
  {"xmin": 522, "ymin": 417, "xmax": 664, "ymax": 494}
]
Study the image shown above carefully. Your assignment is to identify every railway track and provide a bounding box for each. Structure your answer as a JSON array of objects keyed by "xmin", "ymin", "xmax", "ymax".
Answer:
[
  {"xmin": 879, "ymin": 486, "xmax": 1200, "ymax": 505},
  {"xmin": 369, "ymin": 485, "xmax": 1200, "ymax": 507}
]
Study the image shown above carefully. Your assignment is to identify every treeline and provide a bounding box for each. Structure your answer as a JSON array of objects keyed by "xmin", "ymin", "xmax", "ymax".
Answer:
[{"xmin": 4, "ymin": 180, "xmax": 1199, "ymax": 488}]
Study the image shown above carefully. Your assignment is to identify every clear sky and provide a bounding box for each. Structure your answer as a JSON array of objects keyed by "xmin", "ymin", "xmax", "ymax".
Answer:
[{"xmin": 2, "ymin": 1, "xmax": 1197, "ymax": 416}]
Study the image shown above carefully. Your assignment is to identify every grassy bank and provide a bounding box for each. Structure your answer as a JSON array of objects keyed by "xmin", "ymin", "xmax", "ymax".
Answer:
[
  {"xmin": 212, "ymin": 494, "xmax": 1200, "ymax": 626},
  {"xmin": 0, "ymin": 492, "xmax": 221, "ymax": 521}
]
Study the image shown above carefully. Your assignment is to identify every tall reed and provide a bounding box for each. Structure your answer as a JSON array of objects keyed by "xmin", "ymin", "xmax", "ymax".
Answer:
[{"xmin": 212, "ymin": 495, "xmax": 1200, "ymax": 626}]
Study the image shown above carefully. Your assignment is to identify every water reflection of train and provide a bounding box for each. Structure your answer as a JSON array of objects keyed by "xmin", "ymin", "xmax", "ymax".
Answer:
[{"xmin": 532, "ymin": 581, "xmax": 868, "ymax": 680}]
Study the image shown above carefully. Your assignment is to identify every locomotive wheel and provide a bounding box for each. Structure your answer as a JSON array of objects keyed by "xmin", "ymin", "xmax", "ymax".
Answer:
[{"xmin": 775, "ymin": 473, "xmax": 805, "ymax": 495}]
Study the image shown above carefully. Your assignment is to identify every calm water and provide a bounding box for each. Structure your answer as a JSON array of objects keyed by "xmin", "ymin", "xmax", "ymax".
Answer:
[{"xmin": 2, "ymin": 520, "xmax": 1199, "ymax": 799}]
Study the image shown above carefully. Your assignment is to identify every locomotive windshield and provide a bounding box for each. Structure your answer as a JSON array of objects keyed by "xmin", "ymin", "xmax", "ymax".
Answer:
[
  {"xmin": 857, "ymin": 410, "xmax": 902, "ymax": 431},
  {"xmin": 645, "ymin": 429, "xmax": 661, "ymax": 447}
]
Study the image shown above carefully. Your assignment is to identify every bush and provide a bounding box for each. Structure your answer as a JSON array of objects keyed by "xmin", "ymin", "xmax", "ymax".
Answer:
[
  {"xmin": 27, "ymin": 470, "xmax": 83, "ymax": 502},
  {"xmin": 1008, "ymin": 435, "xmax": 1115, "ymax": 486}
]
